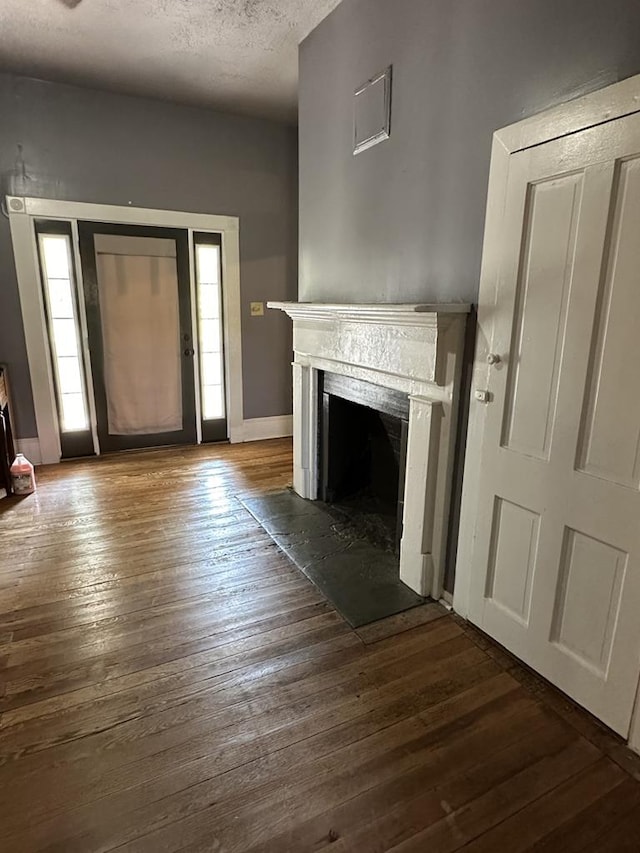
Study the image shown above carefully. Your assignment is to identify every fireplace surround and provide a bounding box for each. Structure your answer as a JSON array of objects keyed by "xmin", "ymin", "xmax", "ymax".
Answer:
[{"xmin": 267, "ymin": 302, "xmax": 470, "ymax": 598}]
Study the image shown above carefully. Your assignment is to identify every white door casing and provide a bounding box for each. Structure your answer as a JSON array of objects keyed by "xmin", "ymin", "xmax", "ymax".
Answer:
[
  {"xmin": 455, "ymin": 80, "xmax": 640, "ymax": 739},
  {"xmin": 8, "ymin": 197, "xmax": 244, "ymax": 462}
]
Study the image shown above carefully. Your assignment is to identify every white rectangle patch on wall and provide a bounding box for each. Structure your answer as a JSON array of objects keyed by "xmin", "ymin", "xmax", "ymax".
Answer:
[{"xmin": 353, "ymin": 66, "xmax": 392, "ymax": 155}]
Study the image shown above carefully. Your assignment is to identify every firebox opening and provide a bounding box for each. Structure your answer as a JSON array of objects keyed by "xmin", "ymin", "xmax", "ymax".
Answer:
[{"xmin": 319, "ymin": 373, "xmax": 409, "ymax": 554}]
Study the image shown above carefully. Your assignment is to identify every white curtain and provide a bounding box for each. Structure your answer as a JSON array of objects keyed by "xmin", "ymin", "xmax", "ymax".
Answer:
[{"xmin": 95, "ymin": 235, "xmax": 182, "ymax": 435}]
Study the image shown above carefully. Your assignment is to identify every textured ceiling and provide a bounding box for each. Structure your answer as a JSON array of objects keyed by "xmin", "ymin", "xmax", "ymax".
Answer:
[{"xmin": 0, "ymin": 0, "xmax": 342, "ymax": 122}]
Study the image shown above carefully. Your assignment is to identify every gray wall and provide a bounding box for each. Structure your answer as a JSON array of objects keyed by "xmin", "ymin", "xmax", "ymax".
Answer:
[
  {"xmin": 299, "ymin": 0, "xmax": 640, "ymax": 304},
  {"xmin": 0, "ymin": 73, "xmax": 298, "ymax": 437}
]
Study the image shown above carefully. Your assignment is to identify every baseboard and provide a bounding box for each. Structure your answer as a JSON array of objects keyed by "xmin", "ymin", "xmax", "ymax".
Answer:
[
  {"xmin": 16, "ymin": 438, "xmax": 43, "ymax": 466},
  {"xmin": 241, "ymin": 415, "xmax": 293, "ymax": 442},
  {"xmin": 15, "ymin": 427, "xmax": 291, "ymax": 459},
  {"xmin": 439, "ymin": 591, "xmax": 454, "ymax": 609}
]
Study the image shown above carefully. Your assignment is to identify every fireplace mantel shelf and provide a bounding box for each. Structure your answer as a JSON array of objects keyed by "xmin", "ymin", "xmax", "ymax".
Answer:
[{"xmin": 268, "ymin": 302, "xmax": 471, "ymax": 327}]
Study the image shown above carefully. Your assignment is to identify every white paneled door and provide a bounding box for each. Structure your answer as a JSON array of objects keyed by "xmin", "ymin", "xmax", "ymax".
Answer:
[{"xmin": 465, "ymin": 109, "xmax": 640, "ymax": 735}]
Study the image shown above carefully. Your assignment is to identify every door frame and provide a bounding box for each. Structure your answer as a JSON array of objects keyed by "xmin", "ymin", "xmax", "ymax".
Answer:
[
  {"xmin": 452, "ymin": 72, "xmax": 640, "ymax": 752},
  {"xmin": 8, "ymin": 197, "xmax": 243, "ymax": 462}
]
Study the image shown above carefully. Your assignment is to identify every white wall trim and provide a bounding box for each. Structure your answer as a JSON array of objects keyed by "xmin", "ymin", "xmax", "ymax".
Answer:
[
  {"xmin": 240, "ymin": 415, "xmax": 293, "ymax": 443},
  {"xmin": 219, "ymin": 227, "xmax": 244, "ymax": 444},
  {"xmin": 496, "ymin": 73, "xmax": 640, "ymax": 155},
  {"xmin": 10, "ymin": 197, "xmax": 239, "ymax": 233},
  {"xmin": 16, "ymin": 438, "xmax": 42, "ymax": 466},
  {"xmin": 453, "ymin": 73, "xmax": 640, "ymax": 622},
  {"xmin": 7, "ymin": 196, "xmax": 243, "ymax": 460}
]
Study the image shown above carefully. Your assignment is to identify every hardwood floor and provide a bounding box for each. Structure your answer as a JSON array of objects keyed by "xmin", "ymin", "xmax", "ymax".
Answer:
[{"xmin": 1, "ymin": 438, "xmax": 639, "ymax": 852}]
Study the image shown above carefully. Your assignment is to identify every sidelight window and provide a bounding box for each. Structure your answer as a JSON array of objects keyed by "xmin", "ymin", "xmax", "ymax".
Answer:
[
  {"xmin": 38, "ymin": 232, "xmax": 90, "ymax": 433},
  {"xmin": 195, "ymin": 239, "xmax": 225, "ymax": 422}
]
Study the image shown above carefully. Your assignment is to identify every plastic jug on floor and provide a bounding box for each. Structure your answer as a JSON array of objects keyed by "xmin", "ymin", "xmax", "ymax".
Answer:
[{"xmin": 10, "ymin": 453, "xmax": 36, "ymax": 495}]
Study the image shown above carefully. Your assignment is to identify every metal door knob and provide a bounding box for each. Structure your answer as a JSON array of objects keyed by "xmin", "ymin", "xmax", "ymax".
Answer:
[{"xmin": 487, "ymin": 353, "xmax": 501, "ymax": 365}]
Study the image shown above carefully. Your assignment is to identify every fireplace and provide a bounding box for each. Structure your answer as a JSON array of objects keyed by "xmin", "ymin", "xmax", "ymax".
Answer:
[
  {"xmin": 267, "ymin": 302, "xmax": 470, "ymax": 598},
  {"xmin": 319, "ymin": 372, "xmax": 409, "ymax": 554}
]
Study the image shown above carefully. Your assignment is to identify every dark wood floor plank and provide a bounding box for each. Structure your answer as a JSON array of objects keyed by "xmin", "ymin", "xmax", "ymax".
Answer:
[
  {"xmin": 529, "ymin": 775, "xmax": 640, "ymax": 852},
  {"xmin": 0, "ymin": 552, "xmax": 299, "ymax": 635},
  {"xmin": 0, "ymin": 605, "xmax": 341, "ymax": 727},
  {"xmin": 58, "ymin": 682, "xmax": 535, "ymax": 852},
  {"xmin": 580, "ymin": 808, "xmax": 640, "ymax": 852},
  {"xmin": 460, "ymin": 757, "xmax": 625, "ymax": 852},
  {"xmin": 0, "ymin": 639, "xmax": 485, "ymax": 831},
  {"xmin": 381, "ymin": 737, "xmax": 601, "ymax": 853},
  {"xmin": 0, "ymin": 439, "xmax": 638, "ymax": 853},
  {"xmin": 316, "ymin": 714, "xmax": 574, "ymax": 853}
]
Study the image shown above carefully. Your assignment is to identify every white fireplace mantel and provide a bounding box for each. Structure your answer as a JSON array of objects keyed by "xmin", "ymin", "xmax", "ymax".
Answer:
[
  {"xmin": 267, "ymin": 302, "xmax": 470, "ymax": 325},
  {"xmin": 268, "ymin": 301, "xmax": 470, "ymax": 599}
]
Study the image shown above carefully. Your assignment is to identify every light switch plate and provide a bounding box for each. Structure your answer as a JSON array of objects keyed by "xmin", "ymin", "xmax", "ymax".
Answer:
[{"xmin": 250, "ymin": 302, "xmax": 264, "ymax": 317}]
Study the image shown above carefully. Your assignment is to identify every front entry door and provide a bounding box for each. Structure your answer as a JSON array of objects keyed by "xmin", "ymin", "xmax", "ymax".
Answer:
[
  {"xmin": 465, "ymin": 110, "xmax": 640, "ymax": 735},
  {"xmin": 79, "ymin": 223, "xmax": 197, "ymax": 452}
]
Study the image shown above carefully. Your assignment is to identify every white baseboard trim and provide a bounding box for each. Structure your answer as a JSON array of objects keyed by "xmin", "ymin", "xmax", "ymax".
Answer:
[
  {"xmin": 241, "ymin": 415, "xmax": 293, "ymax": 442},
  {"xmin": 14, "ymin": 425, "xmax": 291, "ymax": 460},
  {"xmin": 16, "ymin": 438, "xmax": 43, "ymax": 466}
]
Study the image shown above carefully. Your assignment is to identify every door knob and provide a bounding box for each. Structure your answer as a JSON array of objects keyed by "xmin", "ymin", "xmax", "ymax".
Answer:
[
  {"xmin": 487, "ymin": 353, "xmax": 501, "ymax": 365},
  {"xmin": 183, "ymin": 348, "xmax": 194, "ymax": 357}
]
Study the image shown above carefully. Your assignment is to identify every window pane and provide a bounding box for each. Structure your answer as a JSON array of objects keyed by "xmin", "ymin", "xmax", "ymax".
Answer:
[
  {"xmin": 197, "ymin": 245, "xmax": 220, "ymax": 284},
  {"xmin": 48, "ymin": 278, "xmax": 75, "ymax": 319},
  {"xmin": 202, "ymin": 384, "xmax": 224, "ymax": 419},
  {"xmin": 201, "ymin": 352, "xmax": 222, "ymax": 386},
  {"xmin": 199, "ymin": 319, "xmax": 221, "ymax": 353},
  {"xmin": 40, "ymin": 232, "xmax": 90, "ymax": 435},
  {"xmin": 57, "ymin": 357, "xmax": 83, "ymax": 394},
  {"xmin": 42, "ymin": 235, "xmax": 71, "ymax": 279},
  {"xmin": 60, "ymin": 393, "xmax": 88, "ymax": 431},
  {"xmin": 198, "ymin": 284, "xmax": 220, "ymax": 319},
  {"xmin": 52, "ymin": 319, "xmax": 79, "ymax": 357},
  {"xmin": 196, "ymin": 241, "xmax": 225, "ymax": 424}
]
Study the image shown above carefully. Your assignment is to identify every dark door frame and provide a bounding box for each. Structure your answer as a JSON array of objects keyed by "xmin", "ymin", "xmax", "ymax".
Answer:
[{"xmin": 78, "ymin": 221, "xmax": 198, "ymax": 453}]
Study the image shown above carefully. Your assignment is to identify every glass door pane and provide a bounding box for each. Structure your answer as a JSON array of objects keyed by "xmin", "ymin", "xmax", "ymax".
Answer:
[
  {"xmin": 195, "ymin": 235, "xmax": 227, "ymax": 442},
  {"xmin": 37, "ymin": 226, "xmax": 94, "ymax": 458}
]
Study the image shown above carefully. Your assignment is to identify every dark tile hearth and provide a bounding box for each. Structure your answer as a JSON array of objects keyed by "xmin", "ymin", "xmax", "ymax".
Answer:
[{"xmin": 239, "ymin": 490, "xmax": 426, "ymax": 627}]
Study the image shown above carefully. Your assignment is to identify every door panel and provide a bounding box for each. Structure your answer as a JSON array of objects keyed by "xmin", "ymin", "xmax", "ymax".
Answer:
[
  {"xmin": 576, "ymin": 157, "xmax": 640, "ymax": 488},
  {"xmin": 79, "ymin": 222, "xmax": 197, "ymax": 452},
  {"xmin": 550, "ymin": 527, "xmax": 627, "ymax": 676},
  {"xmin": 467, "ymin": 111, "xmax": 640, "ymax": 735},
  {"xmin": 486, "ymin": 496, "xmax": 540, "ymax": 625},
  {"xmin": 501, "ymin": 173, "xmax": 582, "ymax": 460}
]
